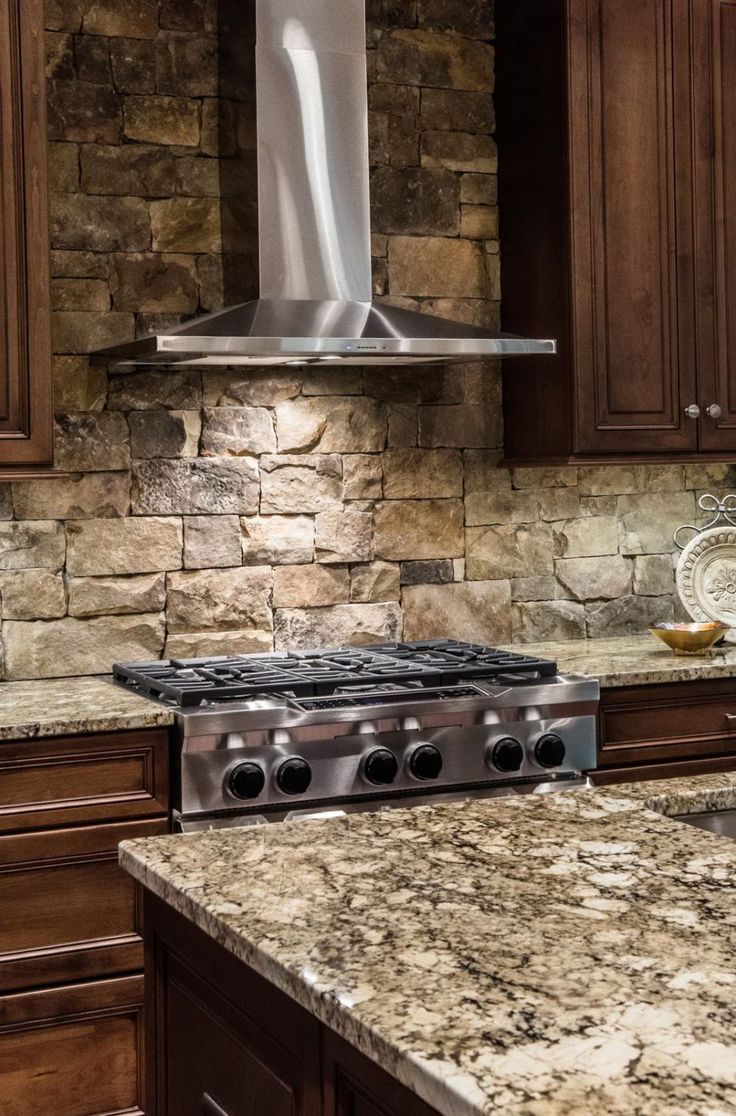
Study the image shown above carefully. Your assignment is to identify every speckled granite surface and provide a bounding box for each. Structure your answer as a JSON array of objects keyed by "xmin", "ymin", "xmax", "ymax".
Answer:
[
  {"xmin": 506, "ymin": 634, "xmax": 736, "ymax": 688},
  {"xmin": 0, "ymin": 676, "xmax": 174, "ymax": 740},
  {"xmin": 121, "ymin": 774, "xmax": 736, "ymax": 1116}
]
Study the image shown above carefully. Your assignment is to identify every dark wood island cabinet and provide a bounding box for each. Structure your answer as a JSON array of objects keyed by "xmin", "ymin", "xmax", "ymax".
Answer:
[
  {"xmin": 144, "ymin": 892, "xmax": 440, "ymax": 1116},
  {"xmin": 498, "ymin": 0, "xmax": 736, "ymax": 465}
]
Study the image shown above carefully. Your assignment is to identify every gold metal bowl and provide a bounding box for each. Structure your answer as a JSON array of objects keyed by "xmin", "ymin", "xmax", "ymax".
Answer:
[{"xmin": 648, "ymin": 621, "xmax": 729, "ymax": 656}]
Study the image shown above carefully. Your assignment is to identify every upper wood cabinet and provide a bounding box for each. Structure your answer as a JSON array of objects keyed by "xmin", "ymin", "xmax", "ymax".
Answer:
[
  {"xmin": 0, "ymin": 0, "xmax": 53, "ymax": 468},
  {"xmin": 498, "ymin": 0, "xmax": 736, "ymax": 465}
]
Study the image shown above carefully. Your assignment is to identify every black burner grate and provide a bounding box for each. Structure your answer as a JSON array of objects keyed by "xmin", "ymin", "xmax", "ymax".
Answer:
[{"xmin": 113, "ymin": 640, "xmax": 557, "ymax": 707}]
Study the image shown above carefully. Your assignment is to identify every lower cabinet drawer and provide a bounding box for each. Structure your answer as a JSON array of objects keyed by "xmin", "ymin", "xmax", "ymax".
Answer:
[
  {"xmin": 0, "ymin": 974, "xmax": 144, "ymax": 1116},
  {"xmin": 0, "ymin": 817, "xmax": 167, "ymax": 992}
]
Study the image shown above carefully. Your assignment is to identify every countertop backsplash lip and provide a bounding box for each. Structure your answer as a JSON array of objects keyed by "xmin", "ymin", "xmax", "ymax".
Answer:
[{"xmin": 119, "ymin": 770, "xmax": 736, "ymax": 1116}]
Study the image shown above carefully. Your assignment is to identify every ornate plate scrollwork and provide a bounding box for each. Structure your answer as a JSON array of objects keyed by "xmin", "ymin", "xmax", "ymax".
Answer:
[{"xmin": 675, "ymin": 496, "xmax": 736, "ymax": 633}]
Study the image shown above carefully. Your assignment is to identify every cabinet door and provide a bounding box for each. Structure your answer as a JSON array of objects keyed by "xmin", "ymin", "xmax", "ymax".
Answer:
[
  {"xmin": 0, "ymin": 817, "xmax": 167, "ymax": 992},
  {"xmin": 693, "ymin": 0, "xmax": 736, "ymax": 450},
  {"xmin": 0, "ymin": 975, "xmax": 145, "ymax": 1116},
  {"xmin": 323, "ymin": 1031, "xmax": 440, "ymax": 1116},
  {"xmin": 0, "ymin": 0, "xmax": 53, "ymax": 467},
  {"xmin": 568, "ymin": 0, "xmax": 698, "ymax": 454}
]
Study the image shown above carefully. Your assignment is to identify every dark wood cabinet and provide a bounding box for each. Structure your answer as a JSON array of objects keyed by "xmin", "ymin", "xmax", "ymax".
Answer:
[
  {"xmin": 589, "ymin": 677, "xmax": 736, "ymax": 784},
  {"xmin": 0, "ymin": 0, "xmax": 54, "ymax": 469},
  {"xmin": 0, "ymin": 727, "xmax": 170, "ymax": 1116},
  {"xmin": 498, "ymin": 0, "xmax": 736, "ymax": 464},
  {"xmin": 144, "ymin": 892, "xmax": 440, "ymax": 1116}
]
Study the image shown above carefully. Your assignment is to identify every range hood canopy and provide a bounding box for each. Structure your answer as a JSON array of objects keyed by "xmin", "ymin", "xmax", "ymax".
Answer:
[{"xmin": 96, "ymin": 0, "xmax": 555, "ymax": 369}]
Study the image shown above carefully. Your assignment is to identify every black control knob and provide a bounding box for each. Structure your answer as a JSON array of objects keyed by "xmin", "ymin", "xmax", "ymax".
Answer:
[
  {"xmin": 276, "ymin": 757, "xmax": 312, "ymax": 795},
  {"xmin": 409, "ymin": 744, "xmax": 443, "ymax": 781},
  {"xmin": 535, "ymin": 733, "xmax": 566, "ymax": 768},
  {"xmin": 364, "ymin": 749, "xmax": 399, "ymax": 786},
  {"xmin": 491, "ymin": 737, "xmax": 524, "ymax": 773},
  {"xmin": 228, "ymin": 762, "xmax": 265, "ymax": 800}
]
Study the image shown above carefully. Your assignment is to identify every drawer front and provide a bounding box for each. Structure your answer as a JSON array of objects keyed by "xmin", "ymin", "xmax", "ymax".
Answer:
[
  {"xmin": 590, "ymin": 754, "xmax": 736, "ymax": 787},
  {"xmin": 0, "ymin": 728, "xmax": 169, "ymax": 832},
  {"xmin": 0, "ymin": 818, "xmax": 167, "ymax": 992},
  {"xmin": 598, "ymin": 679, "xmax": 736, "ymax": 768},
  {"xmin": 0, "ymin": 975, "xmax": 144, "ymax": 1116}
]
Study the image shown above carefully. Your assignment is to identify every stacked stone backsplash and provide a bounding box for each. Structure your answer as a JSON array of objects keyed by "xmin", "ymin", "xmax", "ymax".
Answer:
[{"xmin": 3, "ymin": 0, "xmax": 734, "ymax": 680}]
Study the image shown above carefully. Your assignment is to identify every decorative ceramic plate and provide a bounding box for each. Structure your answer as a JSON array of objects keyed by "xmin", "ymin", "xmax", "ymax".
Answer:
[{"xmin": 676, "ymin": 526, "xmax": 736, "ymax": 627}]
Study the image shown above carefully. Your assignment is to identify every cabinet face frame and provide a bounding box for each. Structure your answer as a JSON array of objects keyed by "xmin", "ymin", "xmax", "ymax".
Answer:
[{"xmin": 0, "ymin": 0, "xmax": 53, "ymax": 466}]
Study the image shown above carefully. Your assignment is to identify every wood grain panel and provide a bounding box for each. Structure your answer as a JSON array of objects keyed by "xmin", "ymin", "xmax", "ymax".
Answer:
[
  {"xmin": 0, "ymin": 0, "xmax": 53, "ymax": 466},
  {"xmin": 0, "ymin": 728, "xmax": 170, "ymax": 832},
  {"xmin": 571, "ymin": 0, "xmax": 697, "ymax": 452},
  {"xmin": 0, "ymin": 818, "xmax": 166, "ymax": 992},
  {"xmin": 0, "ymin": 975, "xmax": 144, "ymax": 1116}
]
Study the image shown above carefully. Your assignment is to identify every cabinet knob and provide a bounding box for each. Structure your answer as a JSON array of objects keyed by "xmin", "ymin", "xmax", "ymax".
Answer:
[
  {"xmin": 685, "ymin": 403, "xmax": 701, "ymax": 419},
  {"xmin": 707, "ymin": 403, "xmax": 723, "ymax": 419}
]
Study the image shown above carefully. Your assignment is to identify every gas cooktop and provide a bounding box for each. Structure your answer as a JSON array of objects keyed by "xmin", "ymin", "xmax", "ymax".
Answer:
[{"xmin": 113, "ymin": 639, "xmax": 559, "ymax": 708}]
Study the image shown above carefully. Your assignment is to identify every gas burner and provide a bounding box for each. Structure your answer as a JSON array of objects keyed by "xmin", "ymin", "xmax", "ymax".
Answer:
[{"xmin": 114, "ymin": 640, "xmax": 558, "ymax": 707}]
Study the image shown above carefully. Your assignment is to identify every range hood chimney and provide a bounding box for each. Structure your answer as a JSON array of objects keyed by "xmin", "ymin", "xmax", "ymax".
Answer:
[{"xmin": 96, "ymin": 0, "xmax": 555, "ymax": 368}]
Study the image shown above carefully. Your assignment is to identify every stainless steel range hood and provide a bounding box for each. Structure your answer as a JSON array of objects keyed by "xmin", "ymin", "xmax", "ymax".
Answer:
[{"xmin": 96, "ymin": 0, "xmax": 555, "ymax": 369}]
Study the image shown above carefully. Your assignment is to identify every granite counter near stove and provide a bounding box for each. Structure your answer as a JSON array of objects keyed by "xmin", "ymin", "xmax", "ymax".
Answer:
[
  {"xmin": 506, "ymin": 633, "xmax": 736, "ymax": 688},
  {"xmin": 121, "ymin": 772, "xmax": 736, "ymax": 1116},
  {"xmin": 0, "ymin": 675, "xmax": 174, "ymax": 740}
]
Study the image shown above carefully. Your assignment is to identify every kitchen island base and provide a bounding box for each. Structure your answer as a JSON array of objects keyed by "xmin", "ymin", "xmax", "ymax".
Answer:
[{"xmin": 144, "ymin": 891, "xmax": 439, "ymax": 1116}]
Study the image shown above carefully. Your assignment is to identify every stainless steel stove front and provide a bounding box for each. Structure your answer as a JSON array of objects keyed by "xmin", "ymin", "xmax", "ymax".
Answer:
[{"xmin": 172, "ymin": 675, "xmax": 599, "ymax": 830}]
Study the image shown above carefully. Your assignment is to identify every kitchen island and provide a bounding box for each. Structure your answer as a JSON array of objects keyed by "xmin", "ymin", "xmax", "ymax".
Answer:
[{"xmin": 121, "ymin": 773, "xmax": 736, "ymax": 1116}]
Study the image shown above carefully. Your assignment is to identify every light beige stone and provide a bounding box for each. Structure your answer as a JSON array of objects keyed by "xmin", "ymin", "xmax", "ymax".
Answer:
[
  {"xmin": 375, "ymin": 30, "xmax": 493, "ymax": 92},
  {"xmin": 66, "ymin": 518, "xmax": 182, "ymax": 576},
  {"xmin": 201, "ymin": 408, "xmax": 276, "ymax": 456},
  {"xmin": 52, "ymin": 356, "xmax": 107, "ymax": 413},
  {"xmin": 51, "ymin": 195, "xmax": 149, "ymax": 253},
  {"xmin": 68, "ymin": 573, "xmax": 166, "ymax": 618},
  {"xmin": 617, "ymin": 492, "xmax": 697, "ymax": 556},
  {"xmin": 684, "ymin": 464, "xmax": 736, "ymax": 490},
  {"xmin": 389, "ymin": 237, "xmax": 486, "ymax": 298},
  {"xmin": 241, "ymin": 516, "xmax": 314, "ymax": 566},
  {"xmin": 203, "ymin": 371, "xmax": 301, "ymax": 408},
  {"xmin": 553, "ymin": 517, "xmax": 619, "ymax": 559},
  {"xmin": 315, "ymin": 508, "xmax": 373, "ymax": 564},
  {"xmin": 150, "ymin": 197, "xmax": 221, "ymax": 253},
  {"xmin": 387, "ymin": 403, "xmax": 418, "ymax": 447},
  {"xmin": 0, "ymin": 570, "xmax": 66, "ymax": 620},
  {"xmin": 111, "ymin": 253, "xmax": 198, "ymax": 313},
  {"xmin": 274, "ymin": 603, "xmax": 402, "ymax": 650},
  {"xmin": 51, "ymin": 277, "xmax": 109, "ymax": 312},
  {"xmin": 54, "ymin": 412, "xmax": 130, "ymax": 472},
  {"xmin": 466, "ymin": 524, "xmax": 554, "ymax": 579},
  {"xmin": 350, "ymin": 562, "xmax": 401, "ymax": 603},
  {"xmin": 512, "ymin": 601, "xmax": 586, "ymax": 643},
  {"xmin": 586, "ymin": 595, "xmax": 674, "ymax": 638},
  {"xmin": 123, "ymin": 95, "xmax": 199, "ymax": 147},
  {"xmin": 403, "ymin": 581, "xmax": 512, "ymax": 643},
  {"xmin": 166, "ymin": 567, "xmax": 272, "ymax": 633},
  {"xmin": 109, "ymin": 370, "xmax": 202, "ymax": 412},
  {"xmin": 343, "ymin": 456, "xmax": 383, "ymax": 500},
  {"xmin": 183, "ymin": 516, "xmax": 242, "ymax": 570},
  {"xmin": 129, "ymin": 411, "xmax": 201, "ymax": 459},
  {"xmin": 511, "ymin": 576, "xmax": 562, "ymax": 603},
  {"xmin": 12, "ymin": 473, "xmax": 130, "ymax": 520},
  {"xmin": 460, "ymin": 204, "xmax": 498, "ymax": 239},
  {"xmin": 0, "ymin": 522, "xmax": 65, "ymax": 571},
  {"xmin": 512, "ymin": 467, "xmax": 579, "ymax": 489},
  {"xmin": 421, "ymin": 132, "xmax": 497, "ymax": 173},
  {"xmin": 466, "ymin": 487, "xmax": 538, "ymax": 527},
  {"xmin": 555, "ymin": 556, "xmax": 632, "ymax": 602},
  {"xmin": 132, "ymin": 458, "xmax": 260, "ymax": 515},
  {"xmin": 382, "ymin": 449, "xmax": 463, "ymax": 499},
  {"xmin": 275, "ymin": 398, "xmax": 387, "ymax": 455},
  {"xmin": 374, "ymin": 500, "xmax": 464, "ymax": 560},
  {"xmin": 4, "ymin": 614, "xmax": 166, "ymax": 680},
  {"xmin": 260, "ymin": 456, "xmax": 342, "ymax": 514},
  {"xmin": 579, "ymin": 465, "xmax": 685, "ymax": 497},
  {"xmin": 273, "ymin": 565, "xmax": 349, "ymax": 608},
  {"xmin": 419, "ymin": 403, "xmax": 501, "ymax": 449},
  {"xmin": 535, "ymin": 488, "xmax": 582, "ymax": 522},
  {"xmin": 633, "ymin": 554, "xmax": 676, "ymax": 597},
  {"xmin": 164, "ymin": 629, "xmax": 274, "ymax": 658},
  {"xmin": 83, "ymin": 0, "xmax": 159, "ymax": 38}
]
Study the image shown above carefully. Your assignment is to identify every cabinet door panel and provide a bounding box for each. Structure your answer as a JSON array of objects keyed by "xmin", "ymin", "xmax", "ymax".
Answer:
[
  {"xmin": 0, "ymin": 0, "xmax": 53, "ymax": 466},
  {"xmin": 0, "ymin": 975, "xmax": 144, "ymax": 1116},
  {"xmin": 696, "ymin": 0, "xmax": 736, "ymax": 449},
  {"xmin": 569, "ymin": 0, "xmax": 697, "ymax": 453},
  {"xmin": 0, "ymin": 818, "xmax": 166, "ymax": 991}
]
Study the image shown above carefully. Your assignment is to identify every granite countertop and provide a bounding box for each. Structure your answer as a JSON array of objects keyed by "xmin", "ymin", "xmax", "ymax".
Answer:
[
  {"xmin": 121, "ymin": 774, "xmax": 736, "ymax": 1116},
  {"xmin": 0, "ymin": 675, "xmax": 174, "ymax": 740},
  {"xmin": 506, "ymin": 634, "xmax": 736, "ymax": 688}
]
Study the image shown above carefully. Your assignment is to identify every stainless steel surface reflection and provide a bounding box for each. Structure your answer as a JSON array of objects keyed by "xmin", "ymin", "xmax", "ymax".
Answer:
[{"xmin": 676, "ymin": 809, "xmax": 736, "ymax": 841}]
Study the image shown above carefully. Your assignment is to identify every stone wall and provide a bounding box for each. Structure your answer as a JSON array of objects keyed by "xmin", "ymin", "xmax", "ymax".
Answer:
[{"xmin": 2, "ymin": 0, "xmax": 733, "ymax": 679}]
